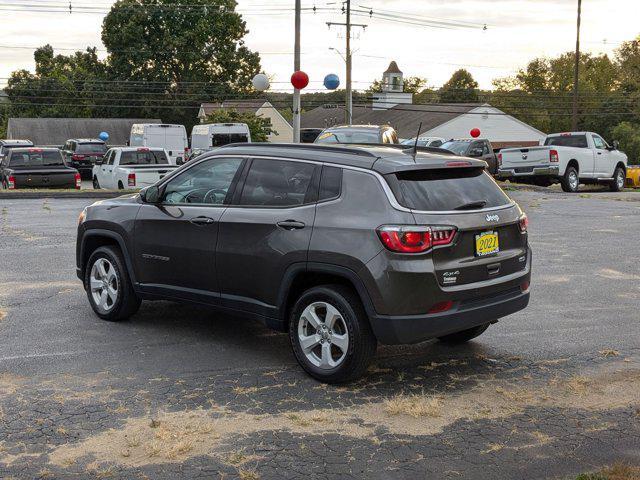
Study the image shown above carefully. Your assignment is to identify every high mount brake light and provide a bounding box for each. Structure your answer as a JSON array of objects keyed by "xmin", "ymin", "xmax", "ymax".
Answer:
[
  {"xmin": 377, "ymin": 226, "xmax": 456, "ymax": 253},
  {"xmin": 445, "ymin": 160, "xmax": 472, "ymax": 167},
  {"xmin": 518, "ymin": 214, "xmax": 528, "ymax": 233}
]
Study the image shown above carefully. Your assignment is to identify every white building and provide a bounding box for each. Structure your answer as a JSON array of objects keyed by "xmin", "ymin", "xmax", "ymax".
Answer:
[{"xmin": 371, "ymin": 61, "xmax": 413, "ymax": 110}]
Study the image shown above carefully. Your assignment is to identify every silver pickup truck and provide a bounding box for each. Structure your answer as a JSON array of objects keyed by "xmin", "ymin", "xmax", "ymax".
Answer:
[{"xmin": 497, "ymin": 132, "xmax": 627, "ymax": 192}]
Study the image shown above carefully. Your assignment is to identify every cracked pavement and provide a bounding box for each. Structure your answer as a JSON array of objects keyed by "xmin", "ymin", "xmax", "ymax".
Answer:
[{"xmin": 0, "ymin": 189, "xmax": 639, "ymax": 479}]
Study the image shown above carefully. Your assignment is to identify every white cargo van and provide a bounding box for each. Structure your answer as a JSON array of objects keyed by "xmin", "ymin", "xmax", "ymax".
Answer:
[
  {"xmin": 191, "ymin": 123, "xmax": 251, "ymax": 152},
  {"xmin": 129, "ymin": 124, "xmax": 188, "ymax": 164}
]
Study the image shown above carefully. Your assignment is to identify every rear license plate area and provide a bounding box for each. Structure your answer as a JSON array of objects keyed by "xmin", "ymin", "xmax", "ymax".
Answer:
[{"xmin": 475, "ymin": 231, "xmax": 499, "ymax": 257}]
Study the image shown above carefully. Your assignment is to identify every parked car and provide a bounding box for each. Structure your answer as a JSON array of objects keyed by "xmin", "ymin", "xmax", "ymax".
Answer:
[
  {"xmin": 92, "ymin": 147, "xmax": 178, "ymax": 190},
  {"xmin": 0, "ymin": 139, "xmax": 34, "ymax": 162},
  {"xmin": 440, "ymin": 138, "xmax": 498, "ymax": 174},
  {"xmin": 315, "ymin": 125, "xmax": 400, "ymax": 145},
  {"xmin": 61, "ymin": 139, "xmax": 108, "ymax": 179},
  {"xmin": 1, "ymin": 147, "xmax": 80, "ymax": 190},
  {"xmin": 130, "ymin": 124, "xmax": 188, "ymax": 165},
  {"xmin": 401, "ymin": 136, "xmax": 446, "ymax": 148},
  {"xmin": 300, "ymin": 128, "xmax": 324, "ymax": 143},
  {"xmin": 191, "ymin": 123, "xmax": 251, "ymax": 152},
  {"xmin": 497, "ymin": 132, "xmax": 628, "ymax": 192},
  {"xmin": 76, "ymin": 143, "xmax": 531, "ymax": 383}
]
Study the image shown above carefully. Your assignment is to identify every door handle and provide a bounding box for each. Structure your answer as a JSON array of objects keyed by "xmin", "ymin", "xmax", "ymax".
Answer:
[
  {"xmin": 487, "ymin": 262, "xmax": 501, "ymax": 275},
  {"xmin": 277, "ymin": 220, "xmax": 305, "ymax": 230},
  {"xmin": 597, "ymin": 152, "xmax": 602, "ymax": 155},
  {"xmin": 190, "ymin": 216, "xmax": 216, "ymax": 225}
]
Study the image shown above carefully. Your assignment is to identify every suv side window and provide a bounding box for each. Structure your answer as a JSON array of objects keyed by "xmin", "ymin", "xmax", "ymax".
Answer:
[
  {"xmin": 162, "ymin": 157, "xmax": 244, "ymax": 205},
  {"xmin": 239, "ymin": 159, "xmax": 317, "ymax": 207},
  {"xmin": 483, "ymin": 142, "xmax": 491, "ymax": 155},
  {"xmin": 319, "ymin": 166, "xmax": 342, "ymax": 201}
]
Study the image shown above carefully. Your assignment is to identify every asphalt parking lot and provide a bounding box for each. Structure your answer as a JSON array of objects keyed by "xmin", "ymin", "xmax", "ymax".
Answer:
[{"xmin": 0, "ymin": 188, "xmax": 639, "ymax": 479}]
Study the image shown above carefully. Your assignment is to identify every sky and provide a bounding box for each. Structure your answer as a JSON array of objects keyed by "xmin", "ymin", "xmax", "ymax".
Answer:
[{"xmin": 0, "ymin": 0, "xmax": 639, "ymax": 91}]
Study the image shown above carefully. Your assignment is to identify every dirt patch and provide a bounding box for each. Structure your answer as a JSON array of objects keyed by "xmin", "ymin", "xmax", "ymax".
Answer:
[
  {"xmin": 536, "ymin": 274, "xmax": 571, "ymax": 284},
  {"xmin": 0, "ymin": 281, "xmax": 78, "ymax": 297},
  {"xmin": 47, "ymin": 364, "xmax": 640, "ymax": 468},
  {"xmin": 598, "ymin": 269, "xmax": 640, "ymax": 281},
  {"xmin": 0, "ymin": 373, "xmax": 27, "ymax": 396},
  {"xmin": 0, "ymin": 309, "xmax": 5, "ymax": 322}
]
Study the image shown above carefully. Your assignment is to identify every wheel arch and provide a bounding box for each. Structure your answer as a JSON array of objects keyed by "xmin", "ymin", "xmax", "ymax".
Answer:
[
  {"xmin": 80, "ymin": 230, "xmax": 137, "ymax": 285},
  {"xmin": 275, "ymin": 263, "xmax": 376, "ymax": 332},
  {"xmin": 566, "ymin": 158, "xmax": 580, "ymax": 174},
  {"xmin": 615, "ymin": 161, "xmax": 627, "ymax": 174}
]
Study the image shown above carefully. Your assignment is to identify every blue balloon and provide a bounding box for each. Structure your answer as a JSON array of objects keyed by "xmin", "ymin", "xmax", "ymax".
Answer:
[
  {"xmin": 324, "ymin": 73, "xmax": 340, "ymax": 90},
  {"xmin": 99, "ymin": 131, "xmax": 109, "ymax": 141}
]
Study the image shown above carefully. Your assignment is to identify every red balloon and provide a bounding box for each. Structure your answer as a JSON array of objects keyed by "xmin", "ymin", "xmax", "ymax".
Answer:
[
  {"xmin": 291, "ymin": 71, "xmax": 309, "ymax": 90},
  {"xmin": 470, "ymin": 128, "xmax": 481, "ymax": 138}
]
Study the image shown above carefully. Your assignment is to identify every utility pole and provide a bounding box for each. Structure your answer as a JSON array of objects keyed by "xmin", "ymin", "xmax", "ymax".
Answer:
[
  {"xmin": 345, "ymin": 0, "xmax": 352, "ymax": 125},
  {"xmin": 293, "ymin": 0, "xmax": 301, "ymax": 142},
  {"xmin": 327, "ymin": 1, "xmax": 366, "ymax": 125},
  {"xmin": 571, "ymin": 0, "xmax": 582, "ymax": 131}
]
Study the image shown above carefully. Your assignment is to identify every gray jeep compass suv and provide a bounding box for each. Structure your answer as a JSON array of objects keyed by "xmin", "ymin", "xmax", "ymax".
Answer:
[{"xmin": 76, "ymin": 143, "xmax": 531, "ymax": 383}]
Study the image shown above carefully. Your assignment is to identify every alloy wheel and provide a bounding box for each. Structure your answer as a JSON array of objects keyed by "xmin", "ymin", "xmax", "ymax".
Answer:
[
  {"xmin": 297, "ymin": 301, "xmax": 349, "ymax": 369},
  {"xmin": 569, "ymin": 171, "xmax": 578, "ymax": 190},
  {"xmin": 616, "ymin": 170, "xmax": 625, "ymax": 189},
  {"xmin": 89, "ymin": 258, "xmax": 118, "ymax": 312}
]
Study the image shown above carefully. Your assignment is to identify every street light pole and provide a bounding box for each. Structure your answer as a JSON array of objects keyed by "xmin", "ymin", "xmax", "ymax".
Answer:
[
  {"xmin": 345, "ymin": 0, "xmax": 352, "ymax": 125},
  {"xmin": 293, "ymin": 0, "xmax": 301, "ymax": 143},
  {"xmin": 571, "ymin": 0, "xmax": 582, "ymax": 131}
]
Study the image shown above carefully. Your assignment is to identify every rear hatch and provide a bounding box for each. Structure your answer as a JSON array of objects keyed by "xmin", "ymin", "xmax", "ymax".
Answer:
[
  {"xmin": 385, "ymin": 166, "xmax": 528, "ymax": 287},
  {"xmin": 501, "ymin": 146, "xmax": 551, "ymax": 171},
  {"xmin": 75, "ymin": 143, "xmax": 107, "ymax": 166}
]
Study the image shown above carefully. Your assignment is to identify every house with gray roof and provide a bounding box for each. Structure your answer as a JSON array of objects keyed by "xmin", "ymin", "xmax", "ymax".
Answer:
[{"xmin": 6, "ymin": 118, "xmax": 161, "ymax": 146}]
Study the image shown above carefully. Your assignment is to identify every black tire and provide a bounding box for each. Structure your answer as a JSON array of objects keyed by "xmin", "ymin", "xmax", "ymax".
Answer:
[
  {"xmin": 610, "ymin": 166, "xmax": 625, "ymax": 192},
  {"xmin": 289, "ymin": 284, "xmax": 377, "ymax": 384},
  {"xmin": 560, "ymin": 165, "xmax": 580, "ymax": 193},
  {"xmin": 438, "ymin": 323, "xmax": 490, "ymax": 344},
  {"xmin": 84, "ymin": 246, "xmax": 141, "ymax": 321},
  {"xmin": 117, "ymin": 181, "xmax": 124, "ymax": 190},
  {"xmin": 92, "ymin": 176, "xmax": 100, "ymax": 190}
]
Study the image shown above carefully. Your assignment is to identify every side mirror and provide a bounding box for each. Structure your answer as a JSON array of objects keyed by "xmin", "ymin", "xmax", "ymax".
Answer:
[
  {"xmin": 94, "ymin": 159, "xmax": 104, "ymax": 166},
  {"xmin": 612, "ymin": 140, "xmax": 619, "ymax": 150},
  {"xmin": 469, "ymin": 148, "xmax": 483, "ymax": 157},
  {"xmin": 141, "ymin": 185, "xmax": 161, "ymax": 204}
]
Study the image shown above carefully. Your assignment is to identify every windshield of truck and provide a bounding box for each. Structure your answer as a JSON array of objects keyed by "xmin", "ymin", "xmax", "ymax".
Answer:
[
  {"xmin": 544, "ymin": 135, "xmax": 588, "ymax": 148},
  {"xmin": 440, "ymin": 141, "xmax": 471, "ymax": 155},
  {"xmin": 76, "ymin": 143, "xmax": 107, "ymax": 154},
  {"xmin": 9, "ymin": 150, "xmax": 64, "ymax": 167},
  {"xmin": 120, "ymin": 150, "xmax": 169, "ymax": 165}
]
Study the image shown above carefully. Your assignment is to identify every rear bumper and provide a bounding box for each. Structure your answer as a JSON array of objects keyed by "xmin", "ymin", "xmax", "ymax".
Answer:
[
  {"xmin": 498, "ymin": 165, "xmax": 559, "ymax": 178},
  {"xmin": 370, "ymin": 287, "xmax": 530, "ymax": 345}
]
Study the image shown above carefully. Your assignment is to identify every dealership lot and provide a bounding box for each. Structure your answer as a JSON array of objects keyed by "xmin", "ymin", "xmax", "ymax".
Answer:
[{"xmin": 0, "ymin": 189, "xmax": 639, "ymax": 479}]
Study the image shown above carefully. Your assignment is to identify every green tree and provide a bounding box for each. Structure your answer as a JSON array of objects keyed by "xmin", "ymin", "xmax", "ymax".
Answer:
[
  {"xmin": 439, "ymin": 69, "xmax": 479, "ymax": 103},
  {"xmin": 611, "ymin": 122, "xmax": 640, "ymax": 165},
  {"xmin": 203, "ymin": 108, "xmax": 273, "ymax": 142}
]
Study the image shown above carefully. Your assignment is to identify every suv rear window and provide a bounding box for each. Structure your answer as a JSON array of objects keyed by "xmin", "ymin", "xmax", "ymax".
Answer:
[
  {"xmin": 544, "ymin": 135, "xmax": 588, "ymax": 148},
  {"xmin": 76, "ymin": 143, "xmax": 107, "ymax": 154},
  {"xmin": 386, "ymin": 168, "xmax": 511, "ymax": 211},
  {"xmin": 9, "ymin": 150, "xmax": 64, "ymax": 167},
  {"xmin": 120, "ymin": 150, "xmax": 169, "ymax": 165}
]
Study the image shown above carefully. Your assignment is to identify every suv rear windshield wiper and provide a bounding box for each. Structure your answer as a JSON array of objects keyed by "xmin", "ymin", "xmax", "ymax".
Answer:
[{"xmin": 453, "ymin": 200, "xmax": 487, "ymax": 210}]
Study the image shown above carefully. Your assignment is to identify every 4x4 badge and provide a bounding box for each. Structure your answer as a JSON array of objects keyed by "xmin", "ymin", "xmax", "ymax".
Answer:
[{"xmin": 486, "ymin": 214, "xmax": 500, "ymax": 222}]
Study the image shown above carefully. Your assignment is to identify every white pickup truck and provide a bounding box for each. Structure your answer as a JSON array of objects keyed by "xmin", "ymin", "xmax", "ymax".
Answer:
[
  {"xmin": 497, "ymin": 132, "xmax": 627, "ymax": 192},
  {"xmin": 92, "ymin": 147, "xmax": 179, "ymax": 190}
]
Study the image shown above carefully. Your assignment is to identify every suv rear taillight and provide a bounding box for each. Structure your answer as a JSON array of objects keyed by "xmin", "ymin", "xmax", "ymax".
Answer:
[
  {"xmin": 128, "ymin": 173, "xmax": 136, "ymax": 187},
  {"xmin": 377, "ymin": 225, "xmax": 456, "ymax": 253},
  {"xmin": 74, "ymin": 172, "xmax": 81, "ymax": 189},
  {"xmin": 549, "ymin": 149, "xmax": 559, "ymax": 163},
  {"xmin": 518, "ymin": 214, "xmax": 528, "ymax": 233},
  {"xmin": 7, "ymin": 175, "xmax": 16, "ymax": 189},
  {"xmin": 72, "ymin": 154, "xmax": 85, "ymax": 161}
]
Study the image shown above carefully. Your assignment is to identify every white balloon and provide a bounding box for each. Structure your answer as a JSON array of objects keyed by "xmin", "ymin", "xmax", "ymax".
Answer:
[{"xmin": 252, "ymin": 74, "xmax": 270, "ymax": 92}]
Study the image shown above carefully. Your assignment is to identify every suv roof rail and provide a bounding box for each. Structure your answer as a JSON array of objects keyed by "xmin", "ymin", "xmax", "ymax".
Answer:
[
  {"xmin": 382, "ymin": 144, "xmax": 457, "ymax": 156},
  {"xmin": 215, "ymin": 142, "xmax": 380, "ymax": 158}
]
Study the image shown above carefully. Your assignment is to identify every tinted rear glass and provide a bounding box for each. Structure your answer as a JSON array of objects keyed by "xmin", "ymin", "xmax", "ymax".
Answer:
[
  {"xmin": 544, "ymin": 135, "xmax": 588, "ymax": 148},
  {"xmin": 386, "ymin": 168, "xmax": 511, "ymax": 211},
  {"xmin": 212, "ymin": 133, "xmax": 249, "ymax": 147},
  {"xmin": 120, "ymin": 150, "xmax": 169, "ymax": 165},
  {"xmin": 440, "ymin": 141, "xmax": 470, "ymax": 155},
  {"xmin": 76, "ymin": 143, "xmax": 107, "ymax": 154},
  {"xmin": 9, "ymin": 151, "xmax": 64, "ymax": 167},
  {"xmin": 315, "ymin": 130, "xmax": 380, "ymax": 144}
]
